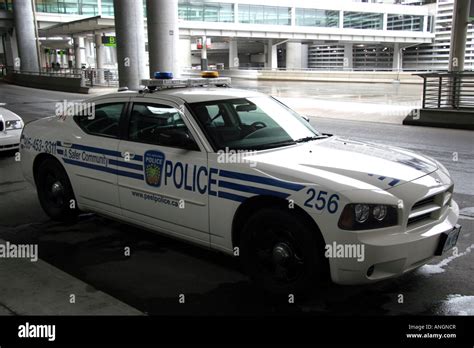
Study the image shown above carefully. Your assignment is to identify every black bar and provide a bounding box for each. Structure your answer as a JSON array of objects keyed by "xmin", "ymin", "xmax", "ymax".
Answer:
[
  {"xmin": 0, "ymin": 316, "xmax": 472, "ymax": 345},
  {"xmin": 422, "ymin": 76, "xmax": 427, "ymax": 109},
  {"xmin": 438, "ymin": 76, "xmax": 442, "ymax": 108}
]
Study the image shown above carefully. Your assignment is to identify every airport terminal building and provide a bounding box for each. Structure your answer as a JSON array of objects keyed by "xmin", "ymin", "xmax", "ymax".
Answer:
[{"xmin": 0, "ymin": 0, "xmax": 472, "ymax": 73}]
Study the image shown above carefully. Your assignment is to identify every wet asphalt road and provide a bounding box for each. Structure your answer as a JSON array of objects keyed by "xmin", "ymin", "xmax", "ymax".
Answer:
[{"xmin": 0, "ymin": 81, "xmax": 473, "ymax": 316}]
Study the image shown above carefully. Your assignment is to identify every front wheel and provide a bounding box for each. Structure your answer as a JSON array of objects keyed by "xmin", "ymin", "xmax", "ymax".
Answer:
[
  {"xmin": 36, "ymin": 158, "xmax": 79, "ymax": 223},
  {"xmin": 240, "ymin": 207, "xmax": 327, "ymax": 296}
]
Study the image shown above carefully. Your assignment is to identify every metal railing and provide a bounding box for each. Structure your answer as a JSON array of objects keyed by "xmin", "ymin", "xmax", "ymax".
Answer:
[
  {"xmin": 416, "ymin": 71, "xmax": 474, "ymax": 110},
  {"xmin": 3, "ymin": 66, "xmax": 119, "ymax": 88}
]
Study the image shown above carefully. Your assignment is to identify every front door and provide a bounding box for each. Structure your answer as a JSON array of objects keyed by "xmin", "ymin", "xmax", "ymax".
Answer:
[{"xmin": 117, "ymin": 98, "xmax": 210, "ymax": 246}]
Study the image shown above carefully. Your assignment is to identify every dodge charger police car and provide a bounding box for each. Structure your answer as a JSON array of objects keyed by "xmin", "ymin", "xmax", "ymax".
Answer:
[
  {"xmin": 1, "ymin": 107, "xmax": 24, "ymax": 152},
  {"xmin": 20, "ymin": 77, "xmax": 461, "ymax": 294}
]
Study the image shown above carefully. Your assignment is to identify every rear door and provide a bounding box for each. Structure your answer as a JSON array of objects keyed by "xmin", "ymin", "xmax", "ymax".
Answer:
[
  {"xmin": 61, "ymin": 96, "xmax": 130, "ymax": 217},
  {"xmin": 117, "ymin": 97, "xmax": 210, "ymax": 246}
]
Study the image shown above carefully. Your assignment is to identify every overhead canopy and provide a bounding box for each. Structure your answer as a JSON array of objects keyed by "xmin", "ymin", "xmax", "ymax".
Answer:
[{"xmin": 38, "ymin": 16, "xmax": 115, "ymax": 37}]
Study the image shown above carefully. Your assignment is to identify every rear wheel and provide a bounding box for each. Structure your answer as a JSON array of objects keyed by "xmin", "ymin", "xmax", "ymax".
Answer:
[
  {"xmin": 36, "ymin": 158, "xmax": 79, "ymax": 223},
  {"xmin": 240, "ymin": 207, "xmax": 327, "ymax": 296}
]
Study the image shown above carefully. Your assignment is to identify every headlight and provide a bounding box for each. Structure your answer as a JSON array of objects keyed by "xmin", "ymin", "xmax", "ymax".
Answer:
[
  {"xmin": 338, "ymin": 204, "xmax": 398, "ymax": 230},
  {"xmin": 354, "ymin": 204, "xmax": 370, "ymax": 223},
  {"xmin": 372, "ymin": 205, "xmax": 387, "ymax": 221},
  {"xmin": 5, "ymin": 120, "xmax": 22, "ymax": 130}
]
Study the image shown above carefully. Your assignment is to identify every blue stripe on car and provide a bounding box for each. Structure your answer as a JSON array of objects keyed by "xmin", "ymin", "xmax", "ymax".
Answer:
[
  {"xmin": 108, "ymin": 159, "xmax": 143, "ymax": 171},
  {"xmin": 219, "ymin": 170, "xmax": 305, "ymax": 192},
  {"xmin": 219, "ymin": 180, "xmax": 289, "ymax": 199},
  {"xmin": 63, "ymin": 158, "xmax": 144, "ymax": 180}
]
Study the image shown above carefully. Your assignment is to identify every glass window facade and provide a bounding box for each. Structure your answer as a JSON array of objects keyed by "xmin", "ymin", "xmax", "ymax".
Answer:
[
  {"xmin": 343, "ymin": 11, "xmax": 383, "ymax": 30},
  {"xmin": 101, "ymin": 0, "xmax": 114, "ymax": 16},
  {"xmin": 178, "ymin": 1, "xmax": 234, "ymax": 23},
  {"xmin": 35, "ymin": 0, "xmax": 99, "ymax": 15},
  {"xmin": 0, "ymin": 0, "xmax": 13, "ymax": 11},
  {"xmin": 238, "ymin": 5, "xmax": 290, "ymax": 25},
  {"xmin": 387, "ymin": 14, "xmax": 424, "ymax": 31},
  {"xmin": 295, "ymin": 8, "xmax": 339, "ymax": 28}
]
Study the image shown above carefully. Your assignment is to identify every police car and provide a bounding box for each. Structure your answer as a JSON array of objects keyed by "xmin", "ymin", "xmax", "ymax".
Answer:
[
  {"xmin": 0, "ymin": 107, "xmax": 24, "ymax": 152},
  {"xmin": 20, "ymin": 76, "xmax": 461, "ymax": 294}
]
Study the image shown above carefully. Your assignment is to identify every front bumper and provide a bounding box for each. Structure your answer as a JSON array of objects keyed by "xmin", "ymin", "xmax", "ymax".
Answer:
[
  {"xmin": 329, "ymin": 199, "xmax": 460, "ymax": 285},
  {"xmin": 0, "ymin": 129, "xmax": 21, "ymax": 151}
]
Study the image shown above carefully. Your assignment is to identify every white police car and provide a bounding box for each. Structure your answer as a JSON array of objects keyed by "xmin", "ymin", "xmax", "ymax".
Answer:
[
  {"xmin": 20, "ymin": 77, "xmax": 461, "ymax": 294},
  {"xmin": 0, "ymin": 107, "xmax": 24, "ymax": 152}
]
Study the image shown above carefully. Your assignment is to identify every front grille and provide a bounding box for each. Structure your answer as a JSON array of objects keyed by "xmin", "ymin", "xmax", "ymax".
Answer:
[
  {"xmin": 411, "ymin": 195, "xmax": 436, "ymax": 210},
  {"xmin": 0, "ymin": 143, "xmax": 19, "ymax": 150},
  {"xmin": 407, "ymin": 188, "xmax": 452, "ymax": 227},
  {"xmin": 0, "ymin": 120, "xmax": 3, "ymax": 132}
]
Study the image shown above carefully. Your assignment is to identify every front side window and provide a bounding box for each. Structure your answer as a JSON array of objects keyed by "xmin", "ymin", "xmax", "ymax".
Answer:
[
  {"xmin": 128, "ymin": 103, "xmax": 198, "ymax": 150},
  {"xmin": 74, "ymin": 103, "xmax": 124, "ymax": 138},
  {"xmin": 189, "ymin": 97, "xmax": 321, "ymax": 151}
]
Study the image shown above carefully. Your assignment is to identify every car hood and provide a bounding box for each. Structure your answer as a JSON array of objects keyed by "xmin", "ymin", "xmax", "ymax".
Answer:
[
  {"xmin": 248, "ymin": 137, "xmax": 438, "ymax": 190},
  {"xmin": 0, "ymin": 108, "xmax": 22, "ymax": 122}
]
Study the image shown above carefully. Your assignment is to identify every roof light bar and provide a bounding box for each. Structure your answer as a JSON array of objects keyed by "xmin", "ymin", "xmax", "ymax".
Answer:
[{"xmin": 141, "ymin": 77, "xmax": 231, "ymax": 90}]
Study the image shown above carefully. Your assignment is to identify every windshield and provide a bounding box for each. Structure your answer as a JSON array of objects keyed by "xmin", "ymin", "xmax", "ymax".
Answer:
[{"xmin": 188, "ymin": 96, "xmax": 321, "ymax": 151}]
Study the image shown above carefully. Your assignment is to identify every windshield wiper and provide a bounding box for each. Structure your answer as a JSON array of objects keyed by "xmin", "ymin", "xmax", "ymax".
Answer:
[
  {"xmin": 294, "ymin": 135, "xmax": 328, "ymax": 143},
  {"xmin": 246, "ymin": 140, "xmax": 297, "ymax": 151}
]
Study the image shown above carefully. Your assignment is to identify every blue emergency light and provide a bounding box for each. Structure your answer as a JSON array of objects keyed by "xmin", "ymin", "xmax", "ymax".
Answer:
[{"xmin": 154, "ymin": 72, "xmax": 173, "ymax": 79}]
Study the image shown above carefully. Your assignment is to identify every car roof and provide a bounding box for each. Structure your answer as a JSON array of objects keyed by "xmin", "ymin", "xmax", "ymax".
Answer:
[{"xmin": 98, "ymin": 87, "xmax": 266, "ymax": 104}]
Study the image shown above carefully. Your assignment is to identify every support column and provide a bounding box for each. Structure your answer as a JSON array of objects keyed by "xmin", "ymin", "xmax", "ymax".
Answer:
[
  {"xmin": 74, "ymin": 36, "xmax": 86, "ymax": 69},
  {"xmin": 3, "ymin": 30, "xmax": 19, "ymax": 69},
  {"xmin": 285, "ymin": 42, "xmax": 302, "ymax": 70},
  {"xmin": 201, "ymin": 36, "xmax": 208, "ymax": 71},
  {"xmin": 343, "ymin": 43, "xmax": 353, "ymax": 70},
  {"xmin": 178, "ymin": 37, "xmax": 192, "ymax": 70},
  {"xmin": 13, "ymin": 0, "xmax": 39, "ymax": 72},
  {"xmin": 265, "ymin": 39, "xmax": 278, "ymax": 70},
  {"xmin": 146, "ymin": 0, "xmax": 179, "ymax": 77},
  {"xmin": 95, "ymin": 33, "xmax": 105, "ymax": 83},
  {"xmin": 448, "ymin": 0, "xmax": 470, "ymax": 72},
  {"xmin": 113, "ymin": 0, "xmax": 147, "ymax": 90},
  {"xmin": 229, "ymin": 39, "xmax": 238, "ymax": 69},
  {"xmin": 392, "ymin": 42, "xmax": 401, "ymax": 72}
]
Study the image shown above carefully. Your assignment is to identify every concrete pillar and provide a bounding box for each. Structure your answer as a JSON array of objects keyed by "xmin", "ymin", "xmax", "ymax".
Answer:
[
  {"xmin": 179, "ymin": 37, "xmax": 192, "ymax": 70},
  {"xmin": 95, "ymin": 33, "xmax": 105, "ymax": 83},
  {"xmin": 12, "ymin": 0, "xmax": 39, "ymax": 72},
  {"xmin": 392, "ymin": 42, "xmax": 401, "ymax": 72},
  {"xmin": 286, "ymin": 42, "xmax": 302, "ymax": 70},
  {"xmin": 113, "ymin": 0, "xmax": 147, "ymax": 90},
  {"xmin": 201, "ymin": 36, "xmax": 208, "ymax": 71},
  {"xmin": 74, "ymin": 36, "xmax": 86, "ymax": 69},
  {"xmin": 229, "ymin": 39, "xmax": 238, "ymax": 69},
  {"xmin": 146, "ymin": 0, "xmax": 179, "ymax": 78},
  {"xmin": 301, "ymin": 44, "xmax": 308, "ymax": 69},
  {"xmin": 3, "ymin": 30, "xmax": 18, "ymax": 69},
  {"xmin": 343, "ymin": 43, "xmax": 353, "ymax": 70},
  {"xmin": 265, "ymin": 39, "xmax": 278, "ymax": 70},
  {"xmin": 448, "ymin": 0, "xmax": 470, "ymax": 72}
]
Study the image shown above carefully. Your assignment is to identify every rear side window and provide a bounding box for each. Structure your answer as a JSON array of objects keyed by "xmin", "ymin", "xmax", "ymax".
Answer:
[{"xmin": 74, "ymin": 103, "xmax": 124, "ymax": 138}]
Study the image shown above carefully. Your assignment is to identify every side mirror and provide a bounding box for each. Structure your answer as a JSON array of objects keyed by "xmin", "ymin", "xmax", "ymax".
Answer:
[
  {"xmin": 159, "ymin": 129, "xmax": 199, "ymax": 151},
  {"xmin": 301, "ymin": 115, "xmax": 310, "ymax": 123}
]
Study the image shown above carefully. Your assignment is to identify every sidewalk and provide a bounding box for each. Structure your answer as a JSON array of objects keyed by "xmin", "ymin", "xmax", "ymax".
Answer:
[{"xmin": 0, "ymin": 239, "xmax": 143, "ymax": 316}]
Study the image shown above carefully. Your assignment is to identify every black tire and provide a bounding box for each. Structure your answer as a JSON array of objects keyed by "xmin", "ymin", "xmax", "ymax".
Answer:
[
  {"xmin": 36, "ymin": 158, "xmax": 79, "ymax": 223},
  {"xmin": 240, "ymin": 207, "xmax": 327, "ymax": 296}
]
